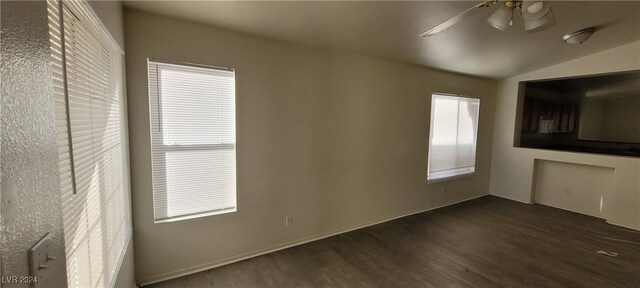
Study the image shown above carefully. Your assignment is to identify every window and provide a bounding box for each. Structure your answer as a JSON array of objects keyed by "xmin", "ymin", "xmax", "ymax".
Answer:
[
  {"xmin": 48, "ymin": 0, "xmax": 131, "ymax": 287},
  {"xmin": 427, "ymin": 94, "xmax": 480, "ymax": 182},
  {"xmin": 148, "ymin": 60, "xmax": 237, "ymax": 222}
]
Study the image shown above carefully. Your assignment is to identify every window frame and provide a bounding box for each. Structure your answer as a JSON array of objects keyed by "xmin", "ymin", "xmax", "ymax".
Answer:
[
  {"xmin": 147, "ymin": 58, "xmax": 238, "ymax": 223},
  {"xmin": 426, "ymin": 93, "xmax": 480, "ymax": 183}
]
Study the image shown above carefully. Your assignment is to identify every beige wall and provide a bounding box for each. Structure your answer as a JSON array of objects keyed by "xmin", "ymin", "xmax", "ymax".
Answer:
[
  {"xmin": 114, "ymin": 242, "xmax": 135, "ymax": 288},
  {"xmin": 124, "ymin": 9, "xmax": 497, "ymax": 284},
  {"xmin": 490, "ymin": 41, "xmax": 640, "ymax": 230},
  {"xmin": 579, "ymin": 93, "xmax": 640, "ymax": 143},
  {"xmin": 600, "ymin": 96, "xmax": 640, "ymax": 143},
  {"xmin": 578, "ymin": 97, "xmax": 606, "ymax": 141},
  {"xmin": 88, "ymin": 0, "xmax": 125, "ymax": 50}
]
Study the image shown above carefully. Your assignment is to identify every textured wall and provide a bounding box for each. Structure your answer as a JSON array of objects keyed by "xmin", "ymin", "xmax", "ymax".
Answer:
[{"xmin": 0, "ymin": 1, "xmax": 68, "ymax": 287}]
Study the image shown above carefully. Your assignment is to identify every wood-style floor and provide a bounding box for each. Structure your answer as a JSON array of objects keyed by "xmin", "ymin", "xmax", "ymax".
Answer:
[{"xmin": 147, "ymin": 196, "xmax": 640, "ymax": 288}]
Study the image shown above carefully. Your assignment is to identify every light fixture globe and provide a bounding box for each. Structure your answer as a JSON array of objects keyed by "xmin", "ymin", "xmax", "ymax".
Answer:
[
  {"xmin": 522, "ymin": 1, "xmax": 550, "ymax": 20},
  {"xmin": 527, "ymin": 2, "xmax": 544, "ymax": 13},
  {"xmin": 524, "ymin": 8, "xmax": 556, "ymax": 32},
  {"xmin": 487, "ymin": 5, "xmax": 513, "ymax": 31},
  {"xmin": 562, "ymin": 28, "xmax": 595, "ymax": 44}
]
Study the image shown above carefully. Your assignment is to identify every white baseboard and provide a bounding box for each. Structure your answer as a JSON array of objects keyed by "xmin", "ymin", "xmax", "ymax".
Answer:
[
  {"xmin": 522, "ymin": 199, "xmax": 639, "ymax": 232},
  {"xmin": 505, "ymin": 196, "xmax": 640, "ymax": 232},
  {"xmin": 138, "ymin": 193, "xmax": 488, "ymax": 286},
  {"xmin": 534, "ymin": 201, "xmax": 604, "ymax": 219},
  {"xmin": 606, "ymin": 219, "xmax": 640, "ymax": 231},
  {"xmin": 489, "ymin": 192, "xmax": 531, "ymax": 204}
]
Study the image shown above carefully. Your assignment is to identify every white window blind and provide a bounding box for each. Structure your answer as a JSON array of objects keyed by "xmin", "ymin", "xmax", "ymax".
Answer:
[
  {"xmin": 48, "ymin": 0, "xmax": 130, "ymax": 287},
  {"xmin": 148, "ymin": 60, "xmax": 237, "ymax": 222},
  {"xmin": 427, "ymin": 94, "xmax": 480, "ymax": 181}
]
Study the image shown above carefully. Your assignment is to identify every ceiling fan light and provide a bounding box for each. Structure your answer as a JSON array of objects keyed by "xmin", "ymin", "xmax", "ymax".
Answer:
[
  {"xmin": 527, "ymin": 2, "xmax": 544, "ymax": 13},
  {"xmin": 524, "ymin": 8, "xmax": 555, "ymax": 32},
  {"xmin": 487, "ymin": 6, "xmax": 512, "ymax": 31},
  {"xmin": 521, "ymin": 1, "xmax": 550, "ymax": 20},
  {"xmin": 563, "ymin": 28, "xmax": 595, "ymax": 44}
]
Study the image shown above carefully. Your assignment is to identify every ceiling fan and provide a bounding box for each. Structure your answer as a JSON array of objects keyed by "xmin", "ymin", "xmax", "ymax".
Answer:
[{"xmin": 420, "ymin": 0, "xmax": 556, "ymax": 37}]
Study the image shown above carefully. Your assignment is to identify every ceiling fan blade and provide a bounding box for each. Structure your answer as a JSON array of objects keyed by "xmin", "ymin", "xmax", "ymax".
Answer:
[{"xmin": 420, "ymin": 1, "xmax": 497, "ymax": 37}]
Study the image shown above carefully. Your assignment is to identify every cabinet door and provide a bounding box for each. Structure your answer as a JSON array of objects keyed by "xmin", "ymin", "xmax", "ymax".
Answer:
[
  {"xmin": 522, "ymin": 98, "xmax": 532, "ymax": 132},
  {"xmin": 530, "ymin": 100, "xmax": 541, "ymax": 132},
  {"xmin": 568, "ymin": 104, "xmax": 577, "ymax": 132},
  {"xmin": 551, "ymin": 103, "xmax": 562, "ymax": 132},
  {"xmin": 560, "ymin": 104, "xmax": 571, "ymax": 132}
]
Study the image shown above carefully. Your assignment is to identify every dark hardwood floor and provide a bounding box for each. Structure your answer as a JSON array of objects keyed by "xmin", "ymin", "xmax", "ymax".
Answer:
[{"xmin": 147, "ymin": 196, "xmax": 640, "ymax": 288}]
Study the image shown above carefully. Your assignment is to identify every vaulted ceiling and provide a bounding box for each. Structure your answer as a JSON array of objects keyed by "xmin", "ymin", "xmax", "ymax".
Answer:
[{"xmin": 124, "ymin": 1, "xmax": 640, "ymax": 79}]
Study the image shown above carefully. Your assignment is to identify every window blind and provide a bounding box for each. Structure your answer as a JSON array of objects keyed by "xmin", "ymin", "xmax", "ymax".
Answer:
[
  {"xmin": 47, "ymin": 1, "xmax": 130, "ymax": 287},
  {"xmin": 427, "ymin": 94, "xmax": 480, "ymax": 181},
  {"xmin": 148, "ymin": 60, "xmax": 237, "ymax": 222}
]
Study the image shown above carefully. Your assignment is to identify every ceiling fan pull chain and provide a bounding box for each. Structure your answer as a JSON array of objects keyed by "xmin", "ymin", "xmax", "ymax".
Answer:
[{"xmin": 509, "ymin": 9, "xmax": 514, "ymax": 26}]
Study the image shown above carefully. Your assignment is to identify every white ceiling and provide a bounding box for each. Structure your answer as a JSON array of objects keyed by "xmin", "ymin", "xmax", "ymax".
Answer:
[{"xmin": 123, "ymin": 1, "xmax": 640, "ymax": 79}]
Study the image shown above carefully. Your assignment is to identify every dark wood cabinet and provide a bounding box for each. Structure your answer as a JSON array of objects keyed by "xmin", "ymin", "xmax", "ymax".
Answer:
[{"xmin": 522, "ymin": 99, "xmax": 576, "ymax": 134}]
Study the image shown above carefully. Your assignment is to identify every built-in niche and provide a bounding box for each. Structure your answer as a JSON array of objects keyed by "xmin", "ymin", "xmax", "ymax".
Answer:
[
  {"xmin": 533, "ymin": 160, "xmax": 615, "ymax": 218},
  {"xmin": 515, "ymin": 70, "xmax": 640, "ymax": 157}
]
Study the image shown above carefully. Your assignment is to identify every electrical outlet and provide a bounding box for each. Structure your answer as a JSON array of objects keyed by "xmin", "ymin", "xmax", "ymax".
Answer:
[
  {"xmin": 285, "ymin": 216, "xmax": 293, "ymax": 227},
  {"xmin": 441, "ymin": 186, "xmax": 445, "ymax": 193}
]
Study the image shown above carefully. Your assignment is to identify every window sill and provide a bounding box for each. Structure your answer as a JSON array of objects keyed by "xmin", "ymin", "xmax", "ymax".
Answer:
[
  {"xmin": 154, "ymin": 207, "xmax": 236, "ymax": 224},
  {"xmin": 427, "ymin": 172, "xmax": 475, "ymax": 184}
]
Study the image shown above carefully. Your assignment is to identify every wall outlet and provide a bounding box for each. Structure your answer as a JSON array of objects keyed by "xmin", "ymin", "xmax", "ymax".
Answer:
[
  {"xmin": 442, "ymin": 186, "xmax": 445, "ymax": 193},
  {"xmin": 285, "ymin": 216, "xmax": 293, "ymax": 227}
]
